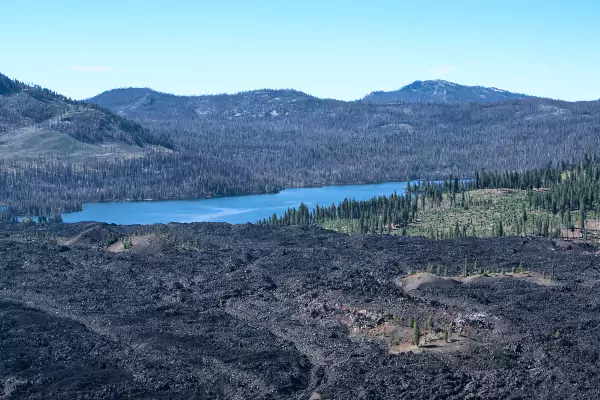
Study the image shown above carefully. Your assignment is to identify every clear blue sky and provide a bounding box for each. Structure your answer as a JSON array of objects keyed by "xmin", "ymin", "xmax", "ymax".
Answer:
[{"xmin": 2, "ymin": 0, "xmax": 599, "ymax": 101}]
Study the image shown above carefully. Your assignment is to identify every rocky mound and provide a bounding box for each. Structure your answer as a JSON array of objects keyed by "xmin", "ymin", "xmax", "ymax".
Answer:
[
  {"xmin": 106, "ymin": 234, "xmax": 166, "ymax": 254},
  {"xmin": 459, "ymin": 272, "xmax": 561, "ymax": 287},
  {"xmin": 397, "ymin": 272, "xmax": 461, "ymax": 291},
  {"xmin": 63, "ymin": 224, "xmax": 119, "ymax": 247}
]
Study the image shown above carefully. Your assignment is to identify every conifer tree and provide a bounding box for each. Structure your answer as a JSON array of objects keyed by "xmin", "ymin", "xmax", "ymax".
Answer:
[
  {"xmin": 412, "ymin": 320, "xmax": 421, "ymax": 346},
  {"xmin": 427, "ymin": 315, "xmax": 434, "ymax": 331}
]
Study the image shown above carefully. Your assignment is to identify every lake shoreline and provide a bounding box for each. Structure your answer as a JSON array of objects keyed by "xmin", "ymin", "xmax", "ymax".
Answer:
[
  {"xmin": 49, "ymin": 179, "xmax": 418, "ymax": 213},
  {"xmin": 75, "ymin": 179, "xmax": 420, "ymax": 208},
  {"xmin": 57, "ymin": 181, "xmax": 419, "ymax": 225}
]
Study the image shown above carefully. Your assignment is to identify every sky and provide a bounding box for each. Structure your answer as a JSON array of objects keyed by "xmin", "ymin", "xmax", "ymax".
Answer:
[{"xmin": 2, "ymin": 0, "xmax": 599, "ymax": 101}]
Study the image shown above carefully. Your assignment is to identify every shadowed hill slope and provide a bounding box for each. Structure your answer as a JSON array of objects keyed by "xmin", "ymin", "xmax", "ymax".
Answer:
[{"xmin": 0, "ymin": 73, "xmax": 172, "ymax": 160}]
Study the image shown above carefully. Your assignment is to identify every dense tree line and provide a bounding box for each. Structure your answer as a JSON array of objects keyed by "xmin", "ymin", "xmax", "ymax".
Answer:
[
  {"xmin": 0, "ymin": 151, "xmax": 283, "ymax": 216},
  {"xmin": 259, "ymin": 191, "xmax": 417, "ymax": 234},
  {"xmin": 259, "ymin": 156, "xmax": 600, "ymax": 242},
  {"xmin": 445, "ymin": 154, "xmax": 600, "ymax": 216},
  {"xmin": 469, "ymin": 155, "xmax": 600, "ymax": 241}
]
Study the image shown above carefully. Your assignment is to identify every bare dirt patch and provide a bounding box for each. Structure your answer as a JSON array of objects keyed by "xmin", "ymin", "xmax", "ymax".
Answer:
[
  {"xmin": 396, "ymin": 273, "xmax": 461, "ymax": 292},
  {"xmin": 458, "ymin": 272, "xmax": 560, "ymax": 287},
  {"xmin": 397, "ymin": 271, "xmax": 560, "ymax": 292},
  {"xmin": 455, "ymin": 271, "xmax": 560, "ymax": 286},
  {"xmin": 107, "ymin": 234, "xmax": 166, "ymax": 255},
  {"xmin": 352, "ymin": 322, "xmax": 488, "ymax": 354}
]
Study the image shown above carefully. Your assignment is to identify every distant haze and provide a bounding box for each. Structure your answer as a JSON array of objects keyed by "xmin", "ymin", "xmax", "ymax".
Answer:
[{"xmin": 1, "ymin": 1, "xmax": 599, "ymax": 102}]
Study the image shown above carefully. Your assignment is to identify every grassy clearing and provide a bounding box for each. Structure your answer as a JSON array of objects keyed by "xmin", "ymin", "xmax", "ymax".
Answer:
[{"xmin": 323, "ymin": 188, "xmax": 600, "ymax": 244}]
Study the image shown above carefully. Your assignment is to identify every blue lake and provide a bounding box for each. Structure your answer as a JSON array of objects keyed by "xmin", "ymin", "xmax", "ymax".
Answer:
[{"xmin": 62, "ymin": 181, "xmax": 412, "ymax": 225}]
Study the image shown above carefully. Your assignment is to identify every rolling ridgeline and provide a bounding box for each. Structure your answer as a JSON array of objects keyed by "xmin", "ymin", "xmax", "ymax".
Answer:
[{"xmin": 1, "ymin": 73, "xmax": 600, "ymax": 217}]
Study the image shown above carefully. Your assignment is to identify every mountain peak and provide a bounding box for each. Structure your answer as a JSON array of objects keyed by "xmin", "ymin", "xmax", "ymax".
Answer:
[{"xmin": 364, "ymin": 80, "xmax": 530, "ymax": 103}]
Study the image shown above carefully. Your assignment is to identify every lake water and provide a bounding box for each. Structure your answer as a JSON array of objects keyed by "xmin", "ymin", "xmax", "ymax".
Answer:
[{"xmin": 61, "ymin": 181, "xmax": 411, "ymax": 225}]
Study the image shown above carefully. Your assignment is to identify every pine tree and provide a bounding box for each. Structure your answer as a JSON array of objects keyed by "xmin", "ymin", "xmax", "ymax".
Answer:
[{"xmin": 412, "ymin": 320, "xmax": 421, "ymax": 346}]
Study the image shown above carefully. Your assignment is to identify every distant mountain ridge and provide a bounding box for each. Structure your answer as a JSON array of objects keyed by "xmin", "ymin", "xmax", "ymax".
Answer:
[
  {"xmin": 0, "ymin": 73, "xmax": 172, "ymax": 160},
  {"xmin": 86, "ymin": 82, "xmax": 600, "ymax": 184},
  {"xmin": 89, "ymin": 80, "xmax": 536, "ymax": 121},
  {"xmin": 363, "ymin": 80, "xmax": 531, "ymax": 103},
  {"xmin": 88, "ymin": 87, "xmax": 329, "ymax": 121}
]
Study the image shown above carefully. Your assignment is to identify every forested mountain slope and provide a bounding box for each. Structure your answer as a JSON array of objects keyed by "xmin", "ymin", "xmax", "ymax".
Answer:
[
  {"xmin": 363, "ymin": 79, "xmax": 531, "ymax": 103},
  {"xmin": 2, "ymin": 73, "xmax": 600, "ymax": 216},
  {"xmin": 0, "ymin": 74, "xmax": 172, "ymax": 160},
  {"xmin": 90, "ymin": 87, "xmax": 600, "ymax": 177}
]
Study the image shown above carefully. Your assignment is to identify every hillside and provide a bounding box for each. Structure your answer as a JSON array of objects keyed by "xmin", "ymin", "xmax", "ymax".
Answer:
[
  {"xmin": 3, "ymin": 74, "xmax": 600, "ymax": 215},
  {"xmin": 0, "ymin": 73, "xmax": 172, "ymax": 160},
  {"xmin": 1, "ymin": 222, "xmax": 598, "ymax": 399},
  {"xmin": 89, "ymin": 86, "xmax": 600, "ymax": 178},
  {"xmin": 363, "ymin": 80, "xmax": 531, "ymax": 103}
]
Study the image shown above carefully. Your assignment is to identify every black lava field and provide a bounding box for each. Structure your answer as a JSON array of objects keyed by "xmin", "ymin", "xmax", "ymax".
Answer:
[{"xmin": 1, "ymin": 222, "xmax": 600, "ymax": 399}]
